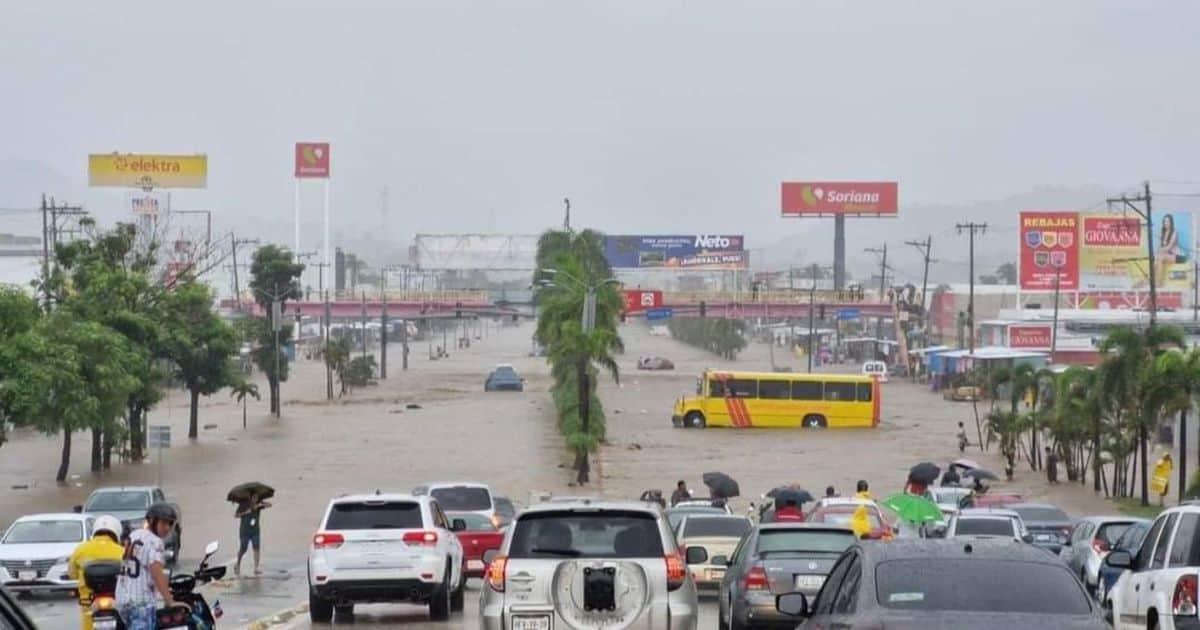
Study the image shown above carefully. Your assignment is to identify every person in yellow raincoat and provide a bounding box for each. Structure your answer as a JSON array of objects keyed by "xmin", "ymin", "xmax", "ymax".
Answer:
[
  {"xmin": 850, "ymin": 505, "xmax": 873, "ymax": 539},
  {"xmin": 1153, "ymin": 453, "xmax": 1174, "ymax": 506},
  {"xmin": 68, "ymin": 515, "xmax": 126, "ymax": 630}
]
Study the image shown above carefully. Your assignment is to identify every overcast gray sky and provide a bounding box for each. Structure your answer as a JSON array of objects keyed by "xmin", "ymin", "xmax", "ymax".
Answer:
[{"xmin": 2, "ymin": 1, "xmax": 1198, "ymax": 259}]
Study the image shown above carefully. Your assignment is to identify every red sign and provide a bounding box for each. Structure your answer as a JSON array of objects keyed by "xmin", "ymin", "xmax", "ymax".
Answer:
[
  {"xmin": 781, "ymin": 182, "xmax": 898, "ymax": 216},
  {"xmin": 295, "ymin": 142, "xmax": 331, "ymax": 178},
  {"xmin": 1008, "ymin": 324, "xmax": 1052, "ymax": 349},
  {"xmin": 1019, "ymin": 211, "xmax": 1079, "ymax": 291},
  {"xmin": 1076, "ymin": 291, "xmax": 1183, "ymax": 310},
  {"xmin": 623, "ymin": 290, "xmax": 663, "ymax": 313}
]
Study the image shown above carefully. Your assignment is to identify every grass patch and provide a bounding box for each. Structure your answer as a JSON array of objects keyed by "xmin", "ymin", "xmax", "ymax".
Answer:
[{"xmin": 1113, "ymin": 497, "xmax": 1165, "ymax": 519}]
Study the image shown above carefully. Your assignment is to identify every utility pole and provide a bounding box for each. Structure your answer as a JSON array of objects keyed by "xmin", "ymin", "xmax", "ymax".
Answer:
[
  {"xmin": 1107, "ymin": 182, "xmax": 1157, "ymax": 329},
  {"xmin": 906, "ymin": 236, "xmax": 934, "ymax": 329},
  {"xmin": 807, "ymin": 263, "xmax": 817, "ymax": 372},
  {"xmin": 380, "ymin": 270, "xmax": 388, "ymax": 379},
  {"xmin": 956, "ymin": 223, "xmax": 988, "ymax": 355},
  {"xmin": 563, "ymin": 197, "xmax": 571, "ymax": 231},
  {"xmin": 1050, "ymin": 266, "xmax": 1063, "ymax": 362},
  {"xmin": 230, "ymin": 236, "xmax": 260, "ymax": 310},
  {"xmin": 865, "ymin": 244, "xmax": 889, "ymax": 359},
  {"xmin": 361, "ymin": 291, "xmax": 368, "ymax": 361},
  {"xmin": 324, "ymin": 289, "xmax": 333, "ymax": 400},
  {"xmin": 39, "ymin": 195, "xmax": 87, "ymax": 309}
]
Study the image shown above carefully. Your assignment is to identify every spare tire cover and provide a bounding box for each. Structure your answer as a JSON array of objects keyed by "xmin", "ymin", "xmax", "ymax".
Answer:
[{"xmin": 553, "ymin": 560, "xmax": 650, "ymax": 629}]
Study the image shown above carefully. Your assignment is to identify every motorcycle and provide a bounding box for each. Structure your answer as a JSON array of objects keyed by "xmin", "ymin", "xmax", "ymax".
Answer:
[{"xmin": 82, "ymin": 540, "xmax": 225, "ymax": 630}]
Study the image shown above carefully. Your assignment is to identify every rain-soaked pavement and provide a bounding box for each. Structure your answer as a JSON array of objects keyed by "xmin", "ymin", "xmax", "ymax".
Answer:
[{"xmin": 1, "ymin": 319, "xmax": 1126, "ymax": 628}]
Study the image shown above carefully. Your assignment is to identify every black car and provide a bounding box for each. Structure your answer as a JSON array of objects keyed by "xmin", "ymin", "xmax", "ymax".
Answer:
[
  {"xmin": 1008, "ymin": 503, "xmax": 1073, "ymax": 553},
  {"xmin": 716, "ymin": 523, "xmax": 857, "ymax": 630},
  {"xmin": 484, "ymin": 365, "xmax": 524, "ymax": 392},
  {"xmin": 0, "ymin": 586, "xmax": 35, "ymax": 630},
  {"xmin": 776, "ymin": 539, "xmax": 1105, "ymax": 629}
]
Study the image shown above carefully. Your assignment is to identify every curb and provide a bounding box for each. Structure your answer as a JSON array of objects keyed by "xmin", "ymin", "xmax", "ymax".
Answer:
[{"xmin": 244, "ymin": 601, "xmax": 306, "ymax": 630}]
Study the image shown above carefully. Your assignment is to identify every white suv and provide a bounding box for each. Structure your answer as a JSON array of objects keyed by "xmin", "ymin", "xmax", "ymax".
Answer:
[
  {"xmin": 1109, "ymin": 504, "xmax": 1200, "ymax": 629},
  {"xmin": 307, "ymin": 493, "xmax": 465, "ymax": 622}
]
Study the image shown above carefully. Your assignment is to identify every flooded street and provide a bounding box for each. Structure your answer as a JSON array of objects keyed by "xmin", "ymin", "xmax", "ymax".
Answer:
[{"xmin": 2, "ymin": 320, "xmax": 1117, "ymax": 628}]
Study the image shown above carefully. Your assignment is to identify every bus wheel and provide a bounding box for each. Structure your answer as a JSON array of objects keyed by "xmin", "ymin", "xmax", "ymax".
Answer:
[
  {"xmin": 802, "ymin": 415, "xmax": 827, "ymax": 429},
  {"xmin": 684, "ymin": 412, "xmax": 706, "ymax": 429}
]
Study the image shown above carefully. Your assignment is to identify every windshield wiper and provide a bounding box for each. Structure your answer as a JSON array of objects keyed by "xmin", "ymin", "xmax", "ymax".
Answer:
[{"xmin": 530, "ymin": 547, "xmax": 582, "ymax": 557}]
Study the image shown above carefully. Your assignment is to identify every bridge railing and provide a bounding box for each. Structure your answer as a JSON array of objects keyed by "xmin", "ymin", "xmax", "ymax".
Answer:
[{"xmin": 662, "ymin": 290, "xmax": 876, "ymax": 305}]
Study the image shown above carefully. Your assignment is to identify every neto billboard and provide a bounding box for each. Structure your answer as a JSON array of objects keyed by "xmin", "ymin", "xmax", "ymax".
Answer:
[{"xmin": 604, "ymin": 235, "xmax": 746, "ymax": 270}]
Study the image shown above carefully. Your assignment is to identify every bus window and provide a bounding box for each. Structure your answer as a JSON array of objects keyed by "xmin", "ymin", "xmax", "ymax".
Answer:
[
  {"xmin": 696, "ymin": 378, "xmax": 703, "ymax": 395},
  {"xmin": 857, "ymin": 382, "xmax": 873, "ymax": 402},
  {"xmin": 792, "ymin": 380, "xmax": 823, "ymax": 400},
  {"xmin": 759, "ymin": 380, "xmax": 790, "ymax": 400},
  {"xmin": 825, "ymin": 382, "xmax": 856, "ymax": 401},
  {"xmin": 709, "ymin": 379, "xmax": 726, "ymax": 397},
  {"xmin": 727, "ymin": 379, "xmax": 758, "ymax": 398}
]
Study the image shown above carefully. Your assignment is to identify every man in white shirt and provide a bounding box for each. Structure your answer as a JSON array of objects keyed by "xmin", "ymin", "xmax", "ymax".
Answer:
[{"xmin": 116, "ymin": 503, "xmax": 184, "ymax": 629}]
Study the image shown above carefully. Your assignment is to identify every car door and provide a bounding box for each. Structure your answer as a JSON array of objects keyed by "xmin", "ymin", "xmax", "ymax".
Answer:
[
  {"xmin": 1138, "ymin": 512, "xmax": 1179, "ymax": 619},
  {"xmin": 721, "ymin": 531, "xmax": 751, "ymax": 620},
  {"xmin": 1064, "ymin": 521, "xmax": 1092, "ymax": 572},
  {"xmin": 807, "ymin": 552, "xmax": 854, "ymax": 626},
  {"xmin": 1119, "ymin": 513, "xmax": 1168, "ymax": 628},
  {"xmin": 430, "ymin": 501, "xmax": 463, "ymax": 584},
  {"xmin": 824, "ymin": 552, "xmax": 863, "ymax": 629}
]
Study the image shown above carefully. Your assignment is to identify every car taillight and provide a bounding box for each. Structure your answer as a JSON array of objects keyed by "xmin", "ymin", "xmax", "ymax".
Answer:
[
  {"xmin": 665, "ymin": 553, "xmax": 687, "ymax": 591},
  {"xmin": 312, "ymin": 532, "xmax": 345, "ymax": 549},
  {"xmin": 403, "ymin": 530, "xmax": 439, "ymax": 546},
  {"xmin": 1174, "ymin": 575, "xmax": 1199, "ymax": 616},
  {"xmin": 1091, "ymin": 538, "xmax": 1110, "ymax": 554},
  {"xmin": 743, "ymin": 564, "xmax": 768, "ymax": 591},
  {"xmin": 486, "ymin": 555, "xmax": 507, "ymax": 592}
]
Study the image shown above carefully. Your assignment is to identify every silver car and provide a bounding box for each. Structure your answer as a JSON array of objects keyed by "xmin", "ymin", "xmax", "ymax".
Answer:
[
  {"xmin": 479, "ymin": 500, "xmax": 700, "ymax": 630},
  {"xmin": 1058, "ymin": 515, "xmax": 1145, "ymax": 595}
]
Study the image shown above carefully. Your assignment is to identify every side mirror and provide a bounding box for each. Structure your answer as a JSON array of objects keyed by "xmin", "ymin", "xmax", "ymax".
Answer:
[
  {"xmin": 1105, "ymin": 550, "xmax": 1133, "ymax": 569},
  {"xmin": 711, "ymin": 555, "xmax": 730, "ymax": 567},
  {"xmin": 452, "ymin": 519, "xmax": 468, "ymax": 532},
  {"xmin": 204, "ymin": 541, "xmax": 219, "ymax": 557},
  {"xmin": 930, "ymin": 526, "xmax": 947, "ymax": 539},
  {"xmin": 776, "ymin": 592, "xmax": 810, "ymax": 617},
  {"xmin": 685, "ymin": 546, "xmax": 708, "ymax": 565},
  {"xmin": 482, "ymin": 549, "xmax": 499, "ymax": 566},
  {"xmin": 1021, "ymin": 533, "xmax": 1035, "ymax": 544},
  {"xmin": 73, "ymin": 505, "xmax": 83, "ymax": 514}
]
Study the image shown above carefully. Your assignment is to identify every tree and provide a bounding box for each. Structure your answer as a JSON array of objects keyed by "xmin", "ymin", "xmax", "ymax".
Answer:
[
  {"xmin": 0, "ymin": 314, "xmax": 139, "ymax": 481},
  {"xmin": 162, "ymin": 281, "xmax": 239, "ymax": 439},
  {"xmin": 229, "ymin": 379, "xmax": 261, "ymax": 430},
  {"xmin": 995, "ymin": 262, "xmax": 1018, "ymax": 285},
  {"xmin": 248, "ymin": 245, "xmax": 304, "ymax": 415},
  {"xmin": 1150, "ymin": 349, "xmax": 1200, "ymax": 503},
  {"xmin": 0, "ymin": 288, "xmax": 42, "ymax": 448},
  {"xmin": 324, "ymin": 337, "xmax": 352, "ymax": 396}
]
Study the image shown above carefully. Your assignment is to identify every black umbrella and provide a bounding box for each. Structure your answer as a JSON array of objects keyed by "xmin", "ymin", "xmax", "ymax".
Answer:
[
  {"xmin": 227, "ymin": 481, "xmax": 275, "ymax": 504},
  {"xmin": 962, "ymin": 468, "xmax": 999, "ymax": 481},
  {"xmin": 766, "ymin": 487, "xmax": 815, "ymax": 504},
  {"xmin": 703, "ymin": 472, "xmax": 740, "ymax": 499},
  {"xmin": 908, "ymin": 462, "xmax": 941, "ymax": 485}
]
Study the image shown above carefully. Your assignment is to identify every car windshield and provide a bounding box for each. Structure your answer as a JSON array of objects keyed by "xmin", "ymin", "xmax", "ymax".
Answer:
[
  {"xmin": 756, "ymin": 529, "xmax": 855, "ymax": 554},
  {"xmin": 877, "ymin": 559, "xmax": 1091, "ymax": 614},
  {"xmin": 1012, "ymin": 506, "xmax": 1069, "ymax": 523},
  {"xmin": 681, "ymin": 517, "xmax": 751, "ymax": 539},
  {"xmin": 4, "ymin": 520, "xmax": 84, "ymax": 544},
  {"xmin": 1096, "ymin": 522, "xmax": 1133, "ymax": 546},
  {"xmin": 667, "ymin": 508, "xmax": 724, "ymax": 530},
  {"xmin": 85, "ymin": 491, "xmax": 149, "ymax": 513},
  {"xmin": 326, "ymin": 502, "xmax": 423, "ymax": 530},
  {"xmin": 929, "ymin": 490, "xmax": 966, "ymax": 504},
  {"xmin": 450, "ymin": 512, "xmax": 496, "ymax": 530},
  {"xmin": 954, "ymin": 518, "xmax": 1014, "ymax": 537},
  {"xmin": 431, "ymin": 487, "xmax": 492, "ymax": 511},
  {"xmin": 509, "ymin": 511, "xmax": 664, "ymax": 559}
]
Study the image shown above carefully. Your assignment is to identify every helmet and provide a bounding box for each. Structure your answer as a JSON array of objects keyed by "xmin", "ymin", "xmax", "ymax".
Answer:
[
  {"xmin": 93, "ymin": 515, "xmax": 123, "ymax": 540},
  {"xmin": 146, "ymin": 502, "xmax": 178, "ymax": 523}
]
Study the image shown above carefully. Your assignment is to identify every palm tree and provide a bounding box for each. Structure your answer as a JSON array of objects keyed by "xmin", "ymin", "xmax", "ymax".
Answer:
[
  {"xmin": 1098, "ymin": 325, "xmax": 1186, "ymax": 505},
  {"xmin": 1151, "ymin": 348, "xmax": 1200, "ymax": 503},
  {"xmin": 229, "ymin": 379, "xmax": 261, "ymax": 430}
]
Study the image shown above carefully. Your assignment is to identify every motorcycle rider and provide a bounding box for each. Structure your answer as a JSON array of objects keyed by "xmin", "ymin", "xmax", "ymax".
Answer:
[
  {"xmin": 69, "ymin": 515, "xmax": 126, "ymax": 630},
  {"xmin": 116, "ymin": 503, "xmax": 186, "ymax": 629}
]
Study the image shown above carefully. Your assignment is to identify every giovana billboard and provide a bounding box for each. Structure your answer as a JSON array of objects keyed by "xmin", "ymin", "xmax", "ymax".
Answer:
[
  {"xmin": 1019, "ymin": 211, "xmax": 1193, "ymax": 291},
  {"xmin": 603, "ymin": 235, "xmax": 746, "ymax": 270}
]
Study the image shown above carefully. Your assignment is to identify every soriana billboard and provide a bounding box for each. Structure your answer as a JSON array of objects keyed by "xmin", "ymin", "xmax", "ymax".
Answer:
[
  {"xmin": 781, "ymin": 182, "xmax": 898, "ymax": 216},
  {"xmin": 1008, "ymin": 324, "xmax": 1052, "ymax": 349},
  {"xmin": 1019, "ymin": 211, "xmax": 1079, "ymax": 291},
  {"xmin": 295, "ymin": 142, "xmax": 331, "ymax": 178}
]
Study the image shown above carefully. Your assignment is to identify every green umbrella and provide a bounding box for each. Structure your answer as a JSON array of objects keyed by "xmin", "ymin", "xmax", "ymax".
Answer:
[{"xmin": 881, "ymin": 493, "xmax": 943, "ymax": 524}]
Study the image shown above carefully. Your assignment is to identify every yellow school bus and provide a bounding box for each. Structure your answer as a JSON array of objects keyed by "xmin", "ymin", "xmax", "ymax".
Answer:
[{"xmin": 670, "ymin": 370, "xmax": 881, "ymax": 429}]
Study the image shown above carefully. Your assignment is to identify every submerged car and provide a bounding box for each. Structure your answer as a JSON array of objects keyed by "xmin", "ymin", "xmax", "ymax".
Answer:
[
  {"xmin": 638, "ymin": 356, "xmax": 675, "ymax": 370},
  {"xmin": 484, "ymin": 365, "xmax": 524, "ymax": 392},
  {"xmin": 0, "ymin": 513, "xmax": 93, "ymax": 593},
  {"xmin": 716, "ymin": 523, "xmax": 856, "ymax": 629},
  {"xmin": 776, "ymin": 539, "xmax": 1104, "ymax": 629},
  {"xmin": 479, "ymin": 500, "xmax": 700, "ymax": 629}
]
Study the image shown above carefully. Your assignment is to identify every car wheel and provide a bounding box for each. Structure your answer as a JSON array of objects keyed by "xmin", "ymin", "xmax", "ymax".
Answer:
[
  {"xmin": 429, "ymin": 566, "xmax": 451, "ymax": 621},
  {"xmin": 802, "ymin": 414, "xmax": 828, "ymax": 429},
  {"xmin": 684, "ymin": 412, "xmax": 706, "ymax": 429},
  {"xmin": 309, "ymin": 591, "xmax": 334, "ymax": 623},
  {"xmin": 450, "ymin": 562, "xmax": 465, "ymax": 611}
]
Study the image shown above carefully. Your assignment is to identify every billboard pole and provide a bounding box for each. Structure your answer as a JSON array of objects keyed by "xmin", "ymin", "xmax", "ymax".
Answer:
[
  {"xmin": 833, "ymin": 215, "xmax": 846, "ymax": 291},
  {"xmin": 293, "ymin": 178, "xmax": 301, "ymax": 257},
  {"xmin": 323, "ymin": 179, "xmax": 331, "ymax": 298}
]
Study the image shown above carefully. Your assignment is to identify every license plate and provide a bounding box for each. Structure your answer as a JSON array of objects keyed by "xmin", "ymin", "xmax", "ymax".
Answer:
[
  {"xmin": 468, "ymin": 559, "xmax": 485, "ymax": 571},
  {"xmin": 795, "ymin": 574, "xmax": 825, "ymax": 590},
  {"xmin": 706, "ymin": 569, "xmax": 725, "ymax": 581},
  {"xmin": 94, "ymin": 619, "xmax": 118, "ymax": 630},
  {"xmin": 1036, "ymin": 533, "xmax": 1052, "ymax": 541},
  {"xmin": 16, "ymin": 570, "xmax": 35, "ymax": 582},
  {"xmin": 513, "ymin": 615, "xmax": 551, "ymax": 630}
]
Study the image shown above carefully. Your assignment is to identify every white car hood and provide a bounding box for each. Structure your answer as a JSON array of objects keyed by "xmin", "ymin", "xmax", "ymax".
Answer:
[{"xmin": 0, "ymin": 542, "xmax": 78, "ymax": 561}]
